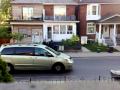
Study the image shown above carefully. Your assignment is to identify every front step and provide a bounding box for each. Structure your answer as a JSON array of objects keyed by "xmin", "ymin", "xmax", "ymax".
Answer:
[
  {"xmin": 116, "ymin": 37, "xmax": 120, "ymax": 45},
  {"xmin": 104, "ymin": 37, "xmax": 114, "ymax": 46}
]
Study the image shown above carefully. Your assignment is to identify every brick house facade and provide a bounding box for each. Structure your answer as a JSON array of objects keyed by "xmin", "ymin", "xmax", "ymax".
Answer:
[
  {"xmin": 79, "ymin": 0, "xmax": 120, "ymax": 46},
  {"xmin": 10, "ymin": 0, "xmax": 79, "ymax": 43},
  {"xmin": 10, "ymin": 0, "xmax": 120, "ymax": 46}
]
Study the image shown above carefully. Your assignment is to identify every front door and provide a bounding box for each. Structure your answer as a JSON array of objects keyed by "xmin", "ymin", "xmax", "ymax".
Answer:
[
  {"xmin": 103, "ymin": 26, "xmax": 109, "ymax": 38},
  {"xmin": 47, "ymin": 27, "xmax": 52, "ymax": 40},
  {"xmin": 32, "ymin": 29, "xmax": 43, "ymax": 43},
  {"xmin": 33, "ymin": 47, "xmax": 53, "ymax": 70}
]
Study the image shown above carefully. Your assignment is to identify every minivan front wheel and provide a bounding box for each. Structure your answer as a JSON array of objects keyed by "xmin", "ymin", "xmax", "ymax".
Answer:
[
  {"xmin": 7, "ymin": 64, "xmax": 14, "ymax": 73},
  {"xmin": 52, "ymin": 63, "xmax": 65, "ymax": 73}
]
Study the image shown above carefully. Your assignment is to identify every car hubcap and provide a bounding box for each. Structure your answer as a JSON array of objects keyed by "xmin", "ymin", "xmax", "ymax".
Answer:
[{"xmin": 55, "ymin": 66, "xmax": 61, "ymax": 71}]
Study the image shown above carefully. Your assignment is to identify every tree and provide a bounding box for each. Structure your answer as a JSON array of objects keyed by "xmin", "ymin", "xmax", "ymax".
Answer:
[{"xmin": 0, "ymin": 0, "xmax": 11, "ymax": 25}]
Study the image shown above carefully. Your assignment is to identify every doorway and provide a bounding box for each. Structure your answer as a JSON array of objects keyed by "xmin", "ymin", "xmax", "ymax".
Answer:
[
  {"xmin": 47, "ymin": 27, "xmax": 52, "ymax": 40},
  {"xmin": 32, "ymin": 29, "xmax": 43, "ymax": 43}
]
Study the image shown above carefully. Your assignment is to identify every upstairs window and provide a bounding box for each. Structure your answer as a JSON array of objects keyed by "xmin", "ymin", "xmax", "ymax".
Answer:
[
  {"xmin": 54, "ymin": 6, "xmax": 66, "ymax": 20},
  {"xmin": 23, "ymin": 7, "xmax": 33, "ymax": 20},
  {"xmin": 92, "ymin": 6, "xmax": 97, "ymax": 15},
  {"xmin": 87, "ymin": 4, "xmax": 100, "ymax": 16}
]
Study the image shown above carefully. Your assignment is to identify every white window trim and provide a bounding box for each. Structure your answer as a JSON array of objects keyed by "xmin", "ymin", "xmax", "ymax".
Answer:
[
  {"xmin": 67, "ymin": 25, "xmax": 73, "ymax": 34},
  {"xmin": 22, "ymin": 7, "xmax": 33, "ymax": 20},
  {"xmin": 87, "ymin": 4, "xmax": 101, "ymax": 16},
  {"xmin": 54, "ymin": 5, "xmax": 66, "ymax": 20},
  {"xmin": 87, "ymin": 23, "xmax": 96, "ymax": 34},
  {"xmin": 53, "ymin": 25, "xmax": 60, "ymax": 34},
  {"xmin": 60, "ymin": 25, "xmax": 66, "ymax": 34}
]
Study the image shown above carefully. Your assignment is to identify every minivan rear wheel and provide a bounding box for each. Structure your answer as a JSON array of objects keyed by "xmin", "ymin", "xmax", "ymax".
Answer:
[{"xmin": 52, "ymin": 63, "xmax": 65, "ymax": 73}]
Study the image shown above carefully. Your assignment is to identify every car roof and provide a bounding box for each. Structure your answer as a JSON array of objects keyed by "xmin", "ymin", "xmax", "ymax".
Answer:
[{"xmin": 0, "ymin": 44, "xmax": 47, "ymax": 49}]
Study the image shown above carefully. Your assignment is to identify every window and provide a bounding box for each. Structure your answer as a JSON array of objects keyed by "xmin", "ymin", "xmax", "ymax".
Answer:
[
  {"xmin": 23, "ymin": 7, "xmax": 33, "ymax": 20},
  {"xmin": 1, "ymin": 48, "xmax": 15, "ymax": 55},
  {"xmin": 92, "ymin": 6, "xmax": 97, "ymax": 15},
  {"xmin": 53, "ymin": 25, "xmax": 59, "ymax": 34},
  {"xmin": 19, "ymin": 29, "xmax": 31, "ymax": 38},
  {"xmin": 60, "ymin": 25, "xmax": 66, "ymax": 34},
  {"xmin": 87, "ymin": 4, "xmax": 100, "ymax": 16},
  {"xmin": 35, "ymin": 48, "xmax": 53, "ymax": 57},
  {"xmin": 54, "ymin": 6, "xmax": 66, "ymax": 20},
  {"xmin": 15, "ymin": 47, "xmax": 34, "ymax": 56},
  {"xmin": 67, "ymin": 25, "xmax": 73, "ymax": 34},
  {"xmin": 87, "ymin": 23, "xmax": 96, "ymax": 34}
]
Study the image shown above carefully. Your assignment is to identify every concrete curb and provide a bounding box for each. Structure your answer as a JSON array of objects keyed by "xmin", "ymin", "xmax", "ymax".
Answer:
[{"xmin": 65, "ymin": 52, "xmax": 120, "ymax": 58}]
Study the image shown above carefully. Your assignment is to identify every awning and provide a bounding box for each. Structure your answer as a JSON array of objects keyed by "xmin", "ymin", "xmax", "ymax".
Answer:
[{"xmin": 98, "ymin": 14, "xmax": 120, "ymax": 23}]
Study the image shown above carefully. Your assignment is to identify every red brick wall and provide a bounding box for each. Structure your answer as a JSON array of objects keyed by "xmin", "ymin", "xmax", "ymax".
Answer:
[
  {"xmin": 78, "ymin": 4, "xmax": 87, "ymax": 36},
  {"xmin": 0, "ymin": 39, "xmax": 10, "ymax": 45},
  {"xmin": 101, "ymin": 4, "xmax": 120, "ymax": 16},
  {"xmin": 44, "ymin": 5, "xmax": 54, "ymax": 16},
  {"xmin": 66, "ymin": 5, "xmax": 76, "ymax": 16}
]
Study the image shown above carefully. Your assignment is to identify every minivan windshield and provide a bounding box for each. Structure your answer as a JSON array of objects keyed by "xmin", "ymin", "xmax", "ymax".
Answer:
[{"xmin": 45, "ymin": 46, "xmax": 60, "ymax": 55}]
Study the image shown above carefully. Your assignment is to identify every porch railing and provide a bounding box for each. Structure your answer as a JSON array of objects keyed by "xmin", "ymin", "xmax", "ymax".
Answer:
[{"xmin": 44, "ymin": 15, "xmax": 76, "ymax": 21}]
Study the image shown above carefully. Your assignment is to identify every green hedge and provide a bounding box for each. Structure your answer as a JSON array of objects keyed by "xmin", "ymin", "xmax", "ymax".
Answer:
[{"xmin": 0, "ymin": 58, "xmax": 13, "ymax": 82}]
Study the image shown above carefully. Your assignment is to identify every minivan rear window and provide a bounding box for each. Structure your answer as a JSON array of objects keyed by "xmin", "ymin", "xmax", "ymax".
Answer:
[{"xmin": 1, "ymin": 47, "xmax": 15, "ymax": 55}]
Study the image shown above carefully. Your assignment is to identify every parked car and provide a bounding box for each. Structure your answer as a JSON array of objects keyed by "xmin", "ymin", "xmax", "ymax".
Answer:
[{"xmin": 0, "ymin": 44, "xmax": 73, "ymax": 73}]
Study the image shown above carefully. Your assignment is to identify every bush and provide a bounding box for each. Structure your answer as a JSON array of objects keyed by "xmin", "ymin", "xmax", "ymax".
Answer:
[
  {"xmin": 84, "ymin": 41, "xmax": 109, "ymax": 52},
  {"xmin": 0, "ymin": 58, "xmax": 13, "ymax": 82},
  {"xmin": 11, "ymin": 32, "xmax": 24, "ymax": 43},
  {"xmin": 62, "ymin": 35, "xmax": 80, "ymax": 46},
  {"xmin": 0, "ymin": 26, "xmax": 11, "ymax": 39}
]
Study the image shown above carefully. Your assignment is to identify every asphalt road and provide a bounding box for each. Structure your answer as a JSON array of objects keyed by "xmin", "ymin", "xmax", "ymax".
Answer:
[{"xmin": 13, "ymin": 56, "xmax": 120, "ymax": 82}]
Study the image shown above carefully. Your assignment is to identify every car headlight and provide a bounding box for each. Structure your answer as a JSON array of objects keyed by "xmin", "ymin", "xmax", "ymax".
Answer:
[{"xmin": 65, "ymin": 58, "xmax": 73, "ymax": 63}]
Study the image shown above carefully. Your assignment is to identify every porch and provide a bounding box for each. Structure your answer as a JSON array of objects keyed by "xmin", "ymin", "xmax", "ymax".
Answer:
[{"xmin": 97, "ymin": 14, "xmax": 120, "ymax": 47}]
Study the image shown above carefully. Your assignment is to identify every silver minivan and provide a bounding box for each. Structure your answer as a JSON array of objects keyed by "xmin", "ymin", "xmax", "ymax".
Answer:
[{"xmin": 0, "ymin": 44, "xmax": 73, "ymax": 72}]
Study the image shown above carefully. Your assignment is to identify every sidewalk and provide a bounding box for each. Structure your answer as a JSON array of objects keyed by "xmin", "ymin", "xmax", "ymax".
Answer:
[
  {"xmin": 65, "ymin": 52, "xmax": 120, "ymax": 58},
  {"xmin": 0, "ymin": 80, "xmax": 120, "ymax": 90}
]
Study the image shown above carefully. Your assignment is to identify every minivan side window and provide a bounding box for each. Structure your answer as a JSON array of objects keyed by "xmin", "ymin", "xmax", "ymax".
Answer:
[
  {"xmin": 1, "ymin": 47, "xmax": 15, "ymax": 55},
  {"xmin": 15, "ymin": 47, "xmax": 34, "ymax": 56},
  {"xmin": 35, "ymin": 48, "xmax": 53, "ymax": 57}
]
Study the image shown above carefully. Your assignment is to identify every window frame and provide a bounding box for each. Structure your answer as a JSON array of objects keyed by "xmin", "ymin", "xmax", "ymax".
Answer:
[
  {"xmin": 53, "ymin": 25, "xmax": 59, "ymax": 34},
  {"xmin": 67, "ymin": 25, "xmax": 73, "ymax": 34},
  {"xmin": 87, "ymin": 23, "xmax": 96, "ymax": 34},
  {"xmin": 60, "ymin": 25, "xmax": 66, "ymax": 34},
  {"xmin": 22, "ymin": 7, "xmax": 33, "ymax": 20},
  {"xmin": 54, "ymin": 5, "xmax": 66, "ymax": 20},
  {"xmin": 87, "ymin": 4, "xmax": 101, "ymax": 16}
]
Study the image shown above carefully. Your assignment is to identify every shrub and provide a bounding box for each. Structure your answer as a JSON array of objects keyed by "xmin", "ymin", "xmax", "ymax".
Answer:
[
  {"xmin": 11, "ymin": 32, "xmax": 24, "ymax": 43},
  {"xmin": 62, "ymin": 35, "xmax": 80, "ymax": 46},
  {"xmin": 0, "ymin": 26, "xmax": 11, "ymax": 39},
  {"xmin": 0, "ymin": 58, "xmax": 13, "ymax": 82},
  {"xmin": 84, "ymin": 41, "xmax": 108, "ymax": 52}
]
